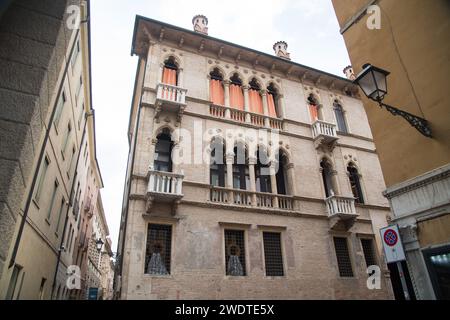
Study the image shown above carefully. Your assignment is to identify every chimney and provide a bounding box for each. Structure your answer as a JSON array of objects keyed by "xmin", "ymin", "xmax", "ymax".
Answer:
[
  {"xmin": 192, "ymin": 14, "xmax": 208, "ymax": 35},
  {"xmin": 273, "ymin": 41, "xmax": 290, "ymax": 60},
  {"xmin": 343, "ymin": 65, "xmax": 356, "ymax": 80}
]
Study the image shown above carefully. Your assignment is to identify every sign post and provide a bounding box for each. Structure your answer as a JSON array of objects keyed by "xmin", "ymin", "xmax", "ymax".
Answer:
[{"xmin": 380, "ymin": 225, "xmax": 409, "ymax": 300}]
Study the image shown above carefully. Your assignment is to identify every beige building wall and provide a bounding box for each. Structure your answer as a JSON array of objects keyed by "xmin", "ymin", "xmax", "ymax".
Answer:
[
  {"xmin": 117, "ymin": 17, "xmax": 395, "ymax": 300},
  {"xmin": 0, "ymin": 0, "xmax": 105, "ymax": 300}
]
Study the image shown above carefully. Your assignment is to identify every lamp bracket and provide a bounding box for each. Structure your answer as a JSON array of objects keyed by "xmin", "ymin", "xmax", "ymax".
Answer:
[{"xmin": 379, "ymin": 102, "xmax": 432, "ymax": 138}]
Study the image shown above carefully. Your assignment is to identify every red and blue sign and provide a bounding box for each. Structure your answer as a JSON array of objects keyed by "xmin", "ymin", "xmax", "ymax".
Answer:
[{"xmin": 383, "ymin": 228, "xmax": 398, "ymax": 247}]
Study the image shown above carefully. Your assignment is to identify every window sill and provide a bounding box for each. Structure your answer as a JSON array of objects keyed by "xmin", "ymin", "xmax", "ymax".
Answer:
[
  {"xmin": 32, "ymin": 198, "xmax": 40, "ymax": 210},
  {"xmin": 143, "ymin": 274, "xmax": 173, "ymax": 279}
]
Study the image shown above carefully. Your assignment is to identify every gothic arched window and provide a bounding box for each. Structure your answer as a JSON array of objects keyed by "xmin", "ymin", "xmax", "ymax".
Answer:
[
  {"xmin": 209, "ymin": 68, "xmax": 224, "ymax": 106},
  {"xmin": 320, "ymin": 159, "xmax": 335, "ymax": 198},
  {"xmin": 255, "ymin": 146, "xmax": 271, "ymax": 193},
  {"xmin": 232, "ymin": 143, "xmax": 249, "ymax": 190},
  {"xmin": 334, "ymin": 100, "xmax": 348, "ymax": 133},
  {"xmin": 154, "ymin": 129, "xmax": 173, "ymax": 172},
  {"xmin": 248, "ymin": 78, "xmax": 263, "ymax": 114},
  {"xmin": 308, "ymin": 94, "xmax": 320, "ymax": 122},
  {"xmin": 162, "ymin": 56, "xmax": 178, "ymax": 86},
  {"xmin": 347, "ymin": 163, "xmax": 364, "ymax": 204},
  {"xmin": 267, "ymin": 83, "xmax": 279, "ymax": 118},
  {"xmin": 229, "ymin": 73, "xmax": 244, "ymax": 110},
  {"xmin": 210, "ymin": 137, "xmax": 226, "ymax": 187}
]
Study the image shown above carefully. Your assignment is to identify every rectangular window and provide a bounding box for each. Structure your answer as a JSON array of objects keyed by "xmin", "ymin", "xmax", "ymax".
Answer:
[
  {"xmin": 333, "ymin": 237, "xmax": 354, "ymax": 277},
  {"xmin": 71, "ymin": 39, "xmax": 80, "ymax": 68},
  {"xmin": 46, "ymin": 180, "xmax": 58, "ymax": 222},
  {"xmin": 55, "ymin": 197, "xmax": 65, "ymax": 235},
  {"xmin": 6, "ymin": 265, "xmax": 22, "ymax": 300},
  {"xmin": 145, "ymin": 224, "xmax": 172, "ymax": 275},
  {"xmin": 224, "ymin": 230, "xmax": 246, "ymax": 276},
  {"xmin": 54, "ymin": 91, "xmax": 66, "ymax": 129},
  {"xmin": 38, "ymin": 278, "xmax": 46, "ymax": 300},
  {"xmin": 76, "ymin": 76, "xmax": 83, "ymax": 100},
  {"xmin": 34, "ymin": 156, "xmax": 50, "ymax": 204},
  {"xmin": 78, "ymin": 103, "xmax": 84, "ymax": 129},
  {"xmin": 361, "ymin": 238, "xmax": 377, "ymax": 267},
  {"xmin": 263, "ymin": 232, "xmax": 284, "ymax": 276},
  {"xmin": 61, "ymin": 122, "xmax": 72, "ymax": 157},
  {"xmin": 68, "ymin": 146, "xmax": 76, "ymax": 177}
]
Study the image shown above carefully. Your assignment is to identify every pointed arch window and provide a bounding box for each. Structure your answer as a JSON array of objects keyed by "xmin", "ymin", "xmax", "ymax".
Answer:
[
  {"xmin": 308, "ymin": 94, "xmax": 320, "ymax": 122},
  {"xmin": 233, "ymin": 143, "xmax": 249, "ymax": 190},
  {"xmin": 275, "ymin": 150, "xmax": 288, "ymax": 195},
  {"xmin": 154, "ymin": 129, "xmax": 173, "ymax": 172},
  {"xmin": 255, "ymin": 147, "xmax": 271, "ymax": 193},
  {"xmin": 210, "ymin": 137, "xmax": 226, "ymax": 187},
  {"xmin": 162, "ymin": 57, "xmax": 178, "ymax": 86},
  {"xmin": 334, "ymin": 100, "xmax": 348, "ymax": 133},
  {"xmin": 209, "ymin": 68, "xmax": 225, "ymax": 106},
  {"xmin": 248, "ymin": 78, "xmax": 263, "ymax": 114},
  {"xmin": 267, "ymin": 83, "xmax": 279, "ymax": 118},
  {"xmin": 320, "ymin": 159, "xmax": 335, "ymax": 198},
  {"xmin": 347, "ymin": 163, "xmax": 364, "ymax": 204},
  {"xmin": 229, "ymin": 73, "xmax": 244, "ymax": 110}
]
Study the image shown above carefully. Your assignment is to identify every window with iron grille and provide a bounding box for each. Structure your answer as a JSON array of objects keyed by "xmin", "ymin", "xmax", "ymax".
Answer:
[
  {"xmin": 333, "ymin": 237, "xmax": 354, "ymax": 277},
  {"xmin": 361, "ymin": 238, "xmax": 377, "ymax": 267},
  {"xmin": 224, "ymin": 230, "xmax": 246, "ymax": 276},
  {"xmin": 145, "ymin": 224, "xmax": 172, "ymax": 275},
  {"xmin": 263, "ymin": 232, "xmax": 284, "ymax": 276}
]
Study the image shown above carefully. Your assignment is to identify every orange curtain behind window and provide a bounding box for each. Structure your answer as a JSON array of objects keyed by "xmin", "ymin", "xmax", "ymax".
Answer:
[
  {"xmin": 267, "ymin": 93, "xmax": 278, "ymax": 118},
  {"xmin": 210, "ymin": 80, "xmax": 225, "ymax": 106},
  {"xmin": 230, "ymin": 84, "xmax": 244, "ymax": 110},
  {"xmin": 162, "ymin": 67, "xmax": 177, "ymax": 85},
  {"xmin": 309, "ymin": 104, "xmax": 318, "ymax": 122},
  {"xmin": 249, "ymin": 89, "xmax": 263, "ymax": 114}
]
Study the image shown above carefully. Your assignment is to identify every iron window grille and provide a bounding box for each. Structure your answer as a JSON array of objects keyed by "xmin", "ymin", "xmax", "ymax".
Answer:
[
  {"xmin": 361, "ymin": 238, "xmax": 377, "ymax": 267},
  {"xmin": 333, "ymin": 237, "xmax": 354, "ymax": 277},
  {"xmin": 263, "ymin": 232, "xmax": 284, "ymax": 276},
  {"xmin": 145, "ymin": 224, "xmax": 172, "ymax": 275},
  {"xmin": 224, "ymin": 230, "xmax": 246, "ymax": 276}
]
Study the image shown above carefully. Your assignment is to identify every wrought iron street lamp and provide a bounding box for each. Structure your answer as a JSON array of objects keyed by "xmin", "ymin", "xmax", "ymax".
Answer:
[
  {"xmin": 96, "ymin": 238, "xmax": 104, "ymax": 252},
  {"xmin": 354, "ymin": 64, "xmax": 432, "ymax": 138}
]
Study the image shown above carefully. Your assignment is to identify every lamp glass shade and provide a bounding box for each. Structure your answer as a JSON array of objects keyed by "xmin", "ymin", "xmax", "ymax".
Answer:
[
  {"xmin": 354, "ymin": 64, "xmax": 390, "ymax": 102},
  {"xmin": 96, "ymin": 239, "xmax": 104, "ymax": 251}
]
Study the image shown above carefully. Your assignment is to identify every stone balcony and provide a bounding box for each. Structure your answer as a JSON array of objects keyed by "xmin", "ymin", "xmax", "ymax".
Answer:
[
  {"xmin": 311, "ymin": 120, "xmax": 338, "ymax": 150},
  {"xmin": 146, "ymin": 169, "xmax": 184, "ymax": 214},
  {"xmin": 154, "ymin": 83, "xmax": 187, "ymax": 123},
  {"xmin": 209, "ymin": 104, "xmax": 284, "ymax": 130},
  {"xmin": 325, "ymin": 195, "xmax": 358, "ymax": 230},
  {"xmin": 209, "ymin": 186, "xmax": 294, "ymax": 211}
]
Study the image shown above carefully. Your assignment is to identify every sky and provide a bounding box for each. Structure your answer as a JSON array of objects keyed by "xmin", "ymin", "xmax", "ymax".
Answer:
[{"xmin": 89, "ymin": 0, "xmax": 351, "ymax": 250}]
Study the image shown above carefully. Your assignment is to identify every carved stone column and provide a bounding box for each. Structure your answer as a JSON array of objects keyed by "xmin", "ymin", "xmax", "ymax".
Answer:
[
  {"xmin": 248, "ymin": 156, "xmax": 257, "ymax": 206},
  {"xmin": 260, "ymin": 89, "xmax": 270, "ymax": 127},
  {"xmin": 224, "ymin": 80, "xmax": 231, "ymax": 118},
  {"xmin": 226, "ymin": 152, "xmax": 234, "ymax": 203},
  {"xmin": 270, "ymin": 161, "xmax": 279, "ymax": 208},
  {"xmin": 243, "ymin": 85, "xmax": 251, "ymax": 123}
]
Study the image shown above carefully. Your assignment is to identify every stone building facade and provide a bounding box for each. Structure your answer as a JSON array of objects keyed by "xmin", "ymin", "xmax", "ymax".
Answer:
[
  {"xmin": 115, "ymin": 15, "xmax": 394, "ymax": 300},
  {"xmin": 332, "ymin": 0, "xmax": 450, "ymax": 300},
  {"xmin": 0, "ymin": 0, "xmax": 107, "ymax": 300}
]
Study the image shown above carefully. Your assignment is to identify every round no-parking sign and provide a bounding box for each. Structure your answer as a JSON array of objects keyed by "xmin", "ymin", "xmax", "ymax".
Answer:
[
  {"xmin": 380, "ymin": 225, "xmax": 406, "ymax": 263},
  {"xmin": 383, "ymin": 228, "xmax": 398, "ymax": 247}
]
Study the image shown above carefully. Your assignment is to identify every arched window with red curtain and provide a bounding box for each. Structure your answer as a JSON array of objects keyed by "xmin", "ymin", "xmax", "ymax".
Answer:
[
  {"xmin": 209, "ymin": 68, "xmax": 224, "ymax": 106},
  {"xmin": 267, "ymin": 83, "xmax": 279, "ymax": 118},
  {"xmin": 162, "ymin": 57, "xmax": 178, "ymax": 86},
  {"xmin": 307, "ymin": 94, "xmax": 320, "ymax": 122},
  {"xmin": 248, "ymin": 78, "xmax": 263, "ymax": 114},
  {"xmin": 229, "ymin": 73, "xmax": 244, "ymax": 110}
]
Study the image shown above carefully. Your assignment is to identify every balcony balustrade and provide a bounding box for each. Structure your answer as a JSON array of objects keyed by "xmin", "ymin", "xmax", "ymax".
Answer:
[
  {"xmin": 209, "ymin": 104, "xmax": 283, "ymax": 130},
  {"xmin": 146, "ymin": 169, "xmax": 184, "ymax": 214},
  {"xmin": 209, "ymin": 186, "xmax": 294, "ymax": 211},
  {"xmin": 325, "ymin": 195, "xmax": 358, "ymax": 230},
  {"xmin": 311, "ymin": 120, "xmax": 338, "ymax": 150}
]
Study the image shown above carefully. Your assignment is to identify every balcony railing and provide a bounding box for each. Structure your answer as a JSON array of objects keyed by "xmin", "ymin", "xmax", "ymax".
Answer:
[
  {"xmin": 148, "ymin": 170, "xmax": 184, "ymax": 197},
  {"xmin": 209, "ymin": 104, "xmax": 283, "ymax": 130},
  {"xmin": 311, "ymin": 120, "xmax": 338, "ymax": 150},
  {"xmin": 325, "ymin": 195, "xmax": 357, "ymax": 218},
  {"xmin": 209, "ymin": 186, "xmax": 294, "ymax": 210},
  {"xmin": 156, "ymin": 83, "xmax": 187, "ymax": 106}
]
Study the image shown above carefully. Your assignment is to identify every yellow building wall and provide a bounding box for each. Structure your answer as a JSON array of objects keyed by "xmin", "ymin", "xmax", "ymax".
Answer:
[{"xmin": 332, "ymin": 0, "xmax": 450, "ymax": 187}]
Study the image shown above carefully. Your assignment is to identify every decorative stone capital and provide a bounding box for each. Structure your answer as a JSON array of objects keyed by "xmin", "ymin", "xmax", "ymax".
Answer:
[
  {"xmin": 248, "ymin": 156, "xmax": 257, "ymax": 165},
  {"xmin": 223, "ymin": 79, "xmax": 231, "ymax": 87},
  {"xmin": 260, "ymin": 89, "xmax": 267, "ymax": 96}
]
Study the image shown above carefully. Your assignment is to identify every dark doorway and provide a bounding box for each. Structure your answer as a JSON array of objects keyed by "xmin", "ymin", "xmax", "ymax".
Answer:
[
  {"xmin": 423, "ymin": 244, "xmax": 450, "ymax": 300},
  {"xmin": 387, "ymin": 261, "xmax": 416, "ymax": 300}
]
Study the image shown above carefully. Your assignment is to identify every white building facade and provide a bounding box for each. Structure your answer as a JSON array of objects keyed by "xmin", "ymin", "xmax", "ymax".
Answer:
[{"xmin": 115, "ymin": 15, "xmax": 395, "ymax": 300}]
